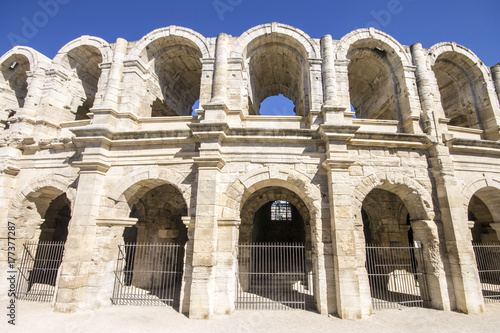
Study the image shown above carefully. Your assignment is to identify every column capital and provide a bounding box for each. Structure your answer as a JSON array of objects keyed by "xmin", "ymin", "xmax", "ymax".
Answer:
[
  {"xmin": 193, "ymin": 156, "xmax": 226, "ymax": 170},
  {"xmin": 73, "ymin": 160, "xmax": 111, "ymax": 174}
]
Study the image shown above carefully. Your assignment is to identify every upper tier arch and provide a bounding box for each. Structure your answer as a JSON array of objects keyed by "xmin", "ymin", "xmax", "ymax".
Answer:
[
  {"xmin": 232, "ymin": 22, "xmax": 320, "ymax": 59},
  {"xmin": 52, "ymin": 35, "xmax": 112, "ymax": 66},
  {"xmin": 336, "ymin": 28, "xmax": 412, "ymax": 67},
  {"xmin": 0, "ymin": 46, "xmax": 51, "ymax": 70},
  {"xmin": 128, "ymin": 26, "xmax": 211, "ymax": 60}
]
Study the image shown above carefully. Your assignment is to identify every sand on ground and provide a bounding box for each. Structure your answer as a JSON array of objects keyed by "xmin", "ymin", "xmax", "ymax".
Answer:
[{"xmin": 3, "ymin": 301, "xmax": 500, "ymax": 333}]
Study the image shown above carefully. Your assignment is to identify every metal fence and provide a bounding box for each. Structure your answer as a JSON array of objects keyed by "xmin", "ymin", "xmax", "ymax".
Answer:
[
  {"xmin": 15, "ymin": 241, "xmax": 66, "ymax": 302},
  {"xmin": 365, "ymin": 244, "xmax": 429, "ymax": 310},
  {"xmin": 235, "ymin": 243, "xmax": 314, "ymax": 310},
  {"xmin": 111, "ymin": 243, "xmax": 184, "ymax": 307},
  {"xmin": 472, "ymin": 243, "xmax": 500, "ymax": 303}
]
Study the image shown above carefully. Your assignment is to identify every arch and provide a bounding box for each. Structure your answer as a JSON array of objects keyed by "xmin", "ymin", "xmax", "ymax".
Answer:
[
  {"xmin": 0, "ymin": 47, "xmax": 50, "ymax": 115},
  {"xmin": 336, "ymin": 28, "xmax": 412, "ymax": 67},
  {"xmin": 338, "ymin": 29, "xmax": 414, "ymax": 125},
  {"xmin": 128, "ymin": 26, "xmax": 211, "ymax": 60},
  {"xmin": 127, "ymin": 27, "xmax": 207, "ymax": 117},
  {"xmin": 52, "ymin": 35, "xmax": 112, "ymax": 65},
  {"xmin": 106, "ymin": 166, "xmax": 193, "ymax": 218},
  {"xmin": 8, "ymin": 174, "xmax": 77, "ymax": 243},
  {"xmin": 352, "ymin": 172, "xmax": 434, "ymax": 221},
  {"xmin": 13, "ymin": 174, "xmax": 77, "ymax": 213},
  {"xmin": 427, "ymin": 42, "xmax": 499, "ymax": 131},
  {"xmin": 232, "ymin": 23, "xmax": 320, "ymax": 59},
  {"xmin": 51, "ymin": 36, "xmax": 110, "ymax": 120},
  {"xmin": 234, "ymin": 24, "xmax": 317, "ymax": 116},
  {"xmin": 221, "ymin": 166, "xmax": 322, "ymax": 223},
  {"xmin": 0, "ymin": 46, "xmax": 51, "ymax": 71},
  {"xmin": 461, "ymin": 176, "xmax": 500, "ymax": 223},
  {"xmin": 427, "ymin": 42, "xmax": 487, "ymax": 71}
]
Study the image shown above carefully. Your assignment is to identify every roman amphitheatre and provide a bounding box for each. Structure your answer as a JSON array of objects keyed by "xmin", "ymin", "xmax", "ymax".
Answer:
[{"xmin": 1, "ymin": 23, "xmax": 499, "ymax": 322}]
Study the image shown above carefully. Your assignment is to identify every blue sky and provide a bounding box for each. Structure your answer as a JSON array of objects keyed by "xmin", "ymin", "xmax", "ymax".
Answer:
[{"xmin": 1, "ymin": 0, "xmax": 499, "ymax": 115}]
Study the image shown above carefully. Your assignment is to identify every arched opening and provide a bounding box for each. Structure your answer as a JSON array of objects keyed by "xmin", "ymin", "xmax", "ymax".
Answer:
[
  {"xmin": 15, "ymin": 190, "xmax": 72, "ymax": 302},
  {"xmin": 244, "ymin": 34, "xmax": 309, "ymax": 116},
  {"xmin": 237, "ymin": 186, "xmax": 314, "ymax": 310},
  {"xmin": 144, "ymin": 37, "xmax": 202, "ymax": 117},
  {"xmin": 469, "ymin": 186, "xmax": 500, "ymax": 243},
  {"xmin": 433, "ymin": 52, "xmax": 495, "ymax": 130},
  {"xmin": 347, "ymin": 42, "xmax": 403, "ymax": 121},
  {"xmin": 38, "ymin": 193, "xmax": 71, "ymax": 242},
  {"xmin": 61, "ymin": 45, "xmax": 103, "ymax": 120},
  {"xmin": 468, "ymin": 186, "xmax": 500, "ymax": 302},
  {"xmin": 362, "ymin": 188, "xmax": 429, "ymax": 309},
  {"xmin": 259, "ymin": 94, "xmax": 296, "ymax": 116},
  {"xmin": 469, "ymin": 195, "xmax": 497, "ymax": 243},
  {"xmin": 0, "ymin": 54, "xmax": 30, "ymax": 127},
  {"xmin": 118, "ymin": 183, "xmax": 188, "ymax": 308},
  {"xmin": 362, "ymin": 189, "xmax": 412, "ymax": 245}
]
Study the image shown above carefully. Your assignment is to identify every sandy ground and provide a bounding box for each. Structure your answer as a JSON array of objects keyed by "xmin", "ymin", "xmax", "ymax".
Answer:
[{"xmin": 3, "ymin": 301, "xmax": 500, "ymax": 333}]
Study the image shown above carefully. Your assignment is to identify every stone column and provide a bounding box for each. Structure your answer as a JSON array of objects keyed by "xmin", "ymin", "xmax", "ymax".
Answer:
[
  {"xmin": 91, "ymin": 38, "xmax": 128, "ymax": 127},
  {"xmin": 491, "ymin": 63, "xmax": 500, "ymax": 105},
  {"xmin": 320, "ymin": 124, "xmax": 371, "ymax": 319},
  {"xmin": 321, "ymin": 58, "xmax": 352, "ymax": 125},
  {"xmin": 214, "ymin": 218, "xmax": 240, "ymax": 314},
  {"xmin": 188, "ymin": 124, "xmax": 227, "ymax": 318},
  {"xmin": 203, "ymin": 33, "xmax": 229, "ymax": 123},
  {"xmin": 8, "ymin": 62, "xmax": 49, "ymax": 136},
  {"xmin": 89, "ymin": 217, "xmax": 138, "ymax": 305},
  {"xmin": 410, "ymin": 220, "xmax": 450, "ymax": 310},
  {"xmin": 54, "ymin": 160, "xmax": 110, "ymax": 312},
  {"xmin": 321, "ymin": 35, "xmax": 336, "ymax": 107},
  {"xmin": 120, "ymin": 60, "xmax": 149, "ymax": 116},
  {"xmin": 427, "ymin": 144, "xmax": 484, "ymax": 314},
  {"xmin": 180, "ymin": 216, "xmax": 194, "ymax": 314},
  {"xmin": 101, "ymin": 38, "xmax": 128, "ymax": 109},
  {"xmin": 211, "ymin": 33, "xmax": 229, "ymax": 104},
  {"xmin": 400, "ymin": 64, "xmax": 424, "ymax": 134},
  {"xmin": 410, "ymin": 43, "xmax": 442, "ymax": 137}
]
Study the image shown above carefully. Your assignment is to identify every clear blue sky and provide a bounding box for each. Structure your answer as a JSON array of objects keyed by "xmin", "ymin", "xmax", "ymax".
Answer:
[
  {"xmin": 1, "ymin": 0, "xmax": 499, "ymax": 115},
  {"xmin": 1, "ymin": 0, "xmax": 499, "ymax": 65}
]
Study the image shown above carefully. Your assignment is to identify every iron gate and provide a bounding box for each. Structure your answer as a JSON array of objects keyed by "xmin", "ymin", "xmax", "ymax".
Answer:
[
  {"xmin": 365, "ymin": 244, "xmax": 430, "ymax": 309},
  {"xmin": 111, "ymin": 243, "xmax": 184, "ymax": 307},
  {"xmin": 235, "ymin": 243, "xmax": 313, "ymax": 310},
  {"xmin": 15, "ymin": 241, "xmax": 65, "ymax": 302},
  {"xmin": 472, "ymin": 243, "xmax": 500, "ymax": 302}
]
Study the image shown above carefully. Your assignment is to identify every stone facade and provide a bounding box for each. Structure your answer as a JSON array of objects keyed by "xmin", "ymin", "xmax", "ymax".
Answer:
[{"xmin": 1, "ymin": 23, "xmax": 499, "ymax": 319}]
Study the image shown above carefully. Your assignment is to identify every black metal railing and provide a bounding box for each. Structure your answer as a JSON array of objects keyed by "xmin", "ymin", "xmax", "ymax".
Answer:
[
  {"xmin": 235, "ymin": 243, "xmax": 313, "ymax": 310},
  {"xmin": 111, "ymin": 243, "xmax": 184, "ymax": 307},
  {"xmin": 15, "ymin": 241, "xmax": 65, "ymax": 302},
  {"xmin": 472, "ymin": 243, "xmax": 500, "ymax": 302},
  {"xmin": 365, "ymin": 244, "xmax": 429, "ymax": 309}
]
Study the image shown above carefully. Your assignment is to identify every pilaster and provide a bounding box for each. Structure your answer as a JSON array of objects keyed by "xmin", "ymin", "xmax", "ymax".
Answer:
[
  {"xmin": 320, "ymin": 124, "xmax": 371, "ymax": 319},
  {"xmin": 427, "ymin": 143, "xmax": 484, "ymax": 314},
  {"xmin": 188, "ymin": 123, "xmax": 227, "ymax": 318},
  {"xmin": 54, "ymin": 144, "xmax": 111, "ymax": 312},
  {"xmin": 410, "ymin": 219, "xmax": 450, "ymax": 310}
]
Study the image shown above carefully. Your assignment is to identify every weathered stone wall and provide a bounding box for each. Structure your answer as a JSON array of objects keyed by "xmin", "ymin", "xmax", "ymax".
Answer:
[{"xmin": 0, "ymin": 23, "xmax": 499, "ymax": 320}]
